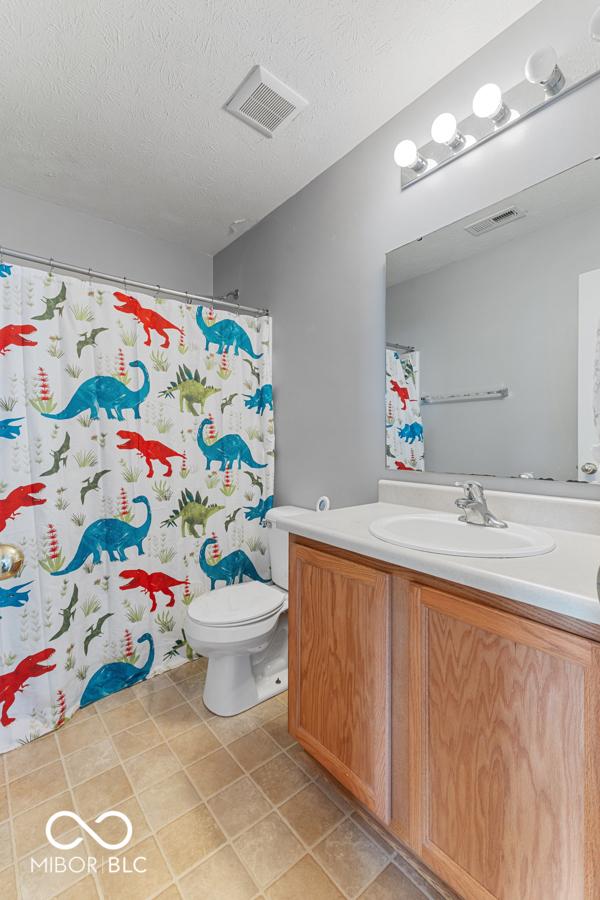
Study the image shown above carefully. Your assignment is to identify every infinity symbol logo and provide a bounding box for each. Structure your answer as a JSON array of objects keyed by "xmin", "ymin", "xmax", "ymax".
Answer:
[{"xmin": 46, "ymin": 810, "xmax": 133, "ymax": 851}]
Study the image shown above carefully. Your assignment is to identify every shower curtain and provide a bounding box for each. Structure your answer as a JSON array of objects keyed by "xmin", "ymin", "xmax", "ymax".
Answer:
[
  {"xmin": 0, "ymin": 262, "xmax": 273, "ymax": 750},
  {"xmin": 385, "ymin": 347, "xmax": 424, "ymax": 470}
]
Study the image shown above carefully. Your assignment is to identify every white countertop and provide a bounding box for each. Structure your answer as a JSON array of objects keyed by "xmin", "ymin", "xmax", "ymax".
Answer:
[{"xmin": 280, "ymin": 502, "xmax": 600, "ymax": 626}]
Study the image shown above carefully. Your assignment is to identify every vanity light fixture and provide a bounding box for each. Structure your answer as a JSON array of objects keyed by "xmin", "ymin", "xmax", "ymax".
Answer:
[
  {"xmin": 396, "ymin": 9, "xmax": 600, "ymax": 190},
  {"xmin": 590, "ymin": 6, "xmax": 600, "ymax": 41},
  {"xmin": 393, "ymin": 139, "xmax": 428, "ymax": 173},
  {"xmin": 525, "ymin": 46, "xmax": 565, "ymax": 96},
  {"xmin": 472, "ymin": 83, "xmax": 516, "ymax": 126}
]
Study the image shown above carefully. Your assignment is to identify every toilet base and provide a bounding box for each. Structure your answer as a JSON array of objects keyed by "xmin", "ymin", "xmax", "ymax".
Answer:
[
  {"xmin": 203, "ymin": 656, "xmax": 288, "ymax": 717},
  {"xmin": 203, "ymin": 616, "xmax": 288, "ymax": 717}
]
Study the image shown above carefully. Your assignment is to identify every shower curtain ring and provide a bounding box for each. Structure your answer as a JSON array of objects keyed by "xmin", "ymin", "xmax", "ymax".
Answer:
[
  {"xmin": 155, "ymin": 285, "xmax": 161, "ymax": 300},
  {"xmin": 123, "ymin": 276, "xmax": 128, "ymax": 292},
  {"xmin": 48, "ymin": 257, "xmax": 54, "ymax": 278},
  {"xmin": 0, "ymin": 247, "xmax": 4, "ymax": 266}
]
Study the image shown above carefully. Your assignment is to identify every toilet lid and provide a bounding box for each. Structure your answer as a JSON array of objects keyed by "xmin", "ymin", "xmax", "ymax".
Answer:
[{"xmin": 188, "ymin": 581, "xmax": 286, "ymax": 627}]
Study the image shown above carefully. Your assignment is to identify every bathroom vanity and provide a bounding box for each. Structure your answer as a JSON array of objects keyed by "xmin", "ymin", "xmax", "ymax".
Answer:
[{"xmin": 283, "ymin": 484, "xmax": 600, "ymax": 900}]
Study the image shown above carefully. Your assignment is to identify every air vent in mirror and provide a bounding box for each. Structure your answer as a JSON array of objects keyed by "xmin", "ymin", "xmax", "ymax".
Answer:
[
  {"xmin": 465, "ymin": 206, "xmax": 526, "ymax": 236},
  {"xmin": 225, "ymin": 66, "xmax": 308, "ymax": 138}
]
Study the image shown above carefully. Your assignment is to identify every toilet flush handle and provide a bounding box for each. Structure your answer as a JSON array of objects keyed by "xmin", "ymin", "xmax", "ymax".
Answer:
[{"xmin": 0, "ymin": 544, "xmax": 25, "ymax": 580}]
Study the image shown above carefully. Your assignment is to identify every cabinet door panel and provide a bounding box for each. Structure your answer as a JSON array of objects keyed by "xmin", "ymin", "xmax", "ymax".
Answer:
[
  {"xmin": 289, "ymin": 542, "xmax": 391, "ymax": 820},
  {"xmin": 415, "ymin": 586, "xmax": 598, "ymax": 900}
]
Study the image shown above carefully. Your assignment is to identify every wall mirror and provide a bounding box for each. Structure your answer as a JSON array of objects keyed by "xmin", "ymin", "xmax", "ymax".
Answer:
[{"xmin": 385, "ymin": 156, "xmax": 600, "ymax": 485}]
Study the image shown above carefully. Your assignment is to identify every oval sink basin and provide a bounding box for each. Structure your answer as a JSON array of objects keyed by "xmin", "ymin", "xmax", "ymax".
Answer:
[{"xmin": 369, "ymin": 512, "xmax": 556, "ymax": 558}]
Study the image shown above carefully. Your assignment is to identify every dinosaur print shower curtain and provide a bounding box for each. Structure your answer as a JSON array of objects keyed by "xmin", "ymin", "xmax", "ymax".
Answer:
[
  {"xmin": 0, "ymin": 262, "xmax": 273, "ymax": 751},
  {"xmin": 385, "ymin": 348, "xmax": 424, "ymax": 471}
]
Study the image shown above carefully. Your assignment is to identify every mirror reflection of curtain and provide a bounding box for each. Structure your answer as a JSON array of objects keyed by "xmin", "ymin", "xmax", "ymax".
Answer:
[{"xmin": 385, "ymin": 348, "xmax": 424, "ymax": 471}]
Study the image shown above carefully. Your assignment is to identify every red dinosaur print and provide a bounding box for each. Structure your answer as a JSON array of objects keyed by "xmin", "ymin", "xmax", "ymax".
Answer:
[
  {"xmin": 113, "ymin": 292, "xmax": 183, "ymax": 348},
  {"xmin": 0, "ymin": 483, "xmax": 46, "ymax": 532},
  {"xmin": 119, "ymin": 569, "xmax": 186, "ymax": 612},
  {"xmin": 0, "ymin": 648, "xmax": 56, "ymax": 726},
  {"xmin": 390, "ymin": 380, "xmax": 411, "ymax": 411},
  {"xmin": 395, "ymin": 461, "xmax": 414, "ymax": 470},
  {"xmin": 0, "ymin": 324, "xmax": 37, "ymax": 356},
  {"xmin": 116, "ymin": 430, "xmax": 184, "ymax": 477}
]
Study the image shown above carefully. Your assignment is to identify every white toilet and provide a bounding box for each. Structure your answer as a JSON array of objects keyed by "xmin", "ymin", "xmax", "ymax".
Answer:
[{"xmin": 185, "ymin": 506, "xmax": 307, "ymax": 716}]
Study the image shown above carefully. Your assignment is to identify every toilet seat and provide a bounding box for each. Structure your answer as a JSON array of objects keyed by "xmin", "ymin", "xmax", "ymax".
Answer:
[{"xmin": 188, "ymin": 581, "xmax": 286, "ymax": 628}]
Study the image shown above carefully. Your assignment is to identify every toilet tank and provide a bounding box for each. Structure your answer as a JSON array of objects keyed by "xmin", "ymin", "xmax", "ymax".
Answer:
[{"xmin": 266, "ymin": 506, "xmax": 308, "ymax": 590}]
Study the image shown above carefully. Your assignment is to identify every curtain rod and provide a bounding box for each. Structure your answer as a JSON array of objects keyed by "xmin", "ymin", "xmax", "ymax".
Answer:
[
  {"xmin": 386, "ymin": 341, "xmax": 415, "ymax": 353},
  {"xmin": 0, "ymin": 245, "xmax": 269, "ymax": 317}
]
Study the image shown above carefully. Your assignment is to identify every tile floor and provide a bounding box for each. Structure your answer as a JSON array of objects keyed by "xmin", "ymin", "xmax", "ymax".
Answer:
[{"xmin": 0, "ymin": 659, "xmax": 450, "ymax": 900}]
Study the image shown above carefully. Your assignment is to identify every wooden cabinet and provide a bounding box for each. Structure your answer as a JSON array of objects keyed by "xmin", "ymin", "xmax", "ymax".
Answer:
[
  {"xmin": 413, "ymin": 584, "xmax": 600, "ymax": 900},
  {"xmin": 288, "ymin": 536, "xmax": 600, "ymax": 900},
  {"xmin": 288, "ymin": 542, "xmax": 391, "ymax": 820}
]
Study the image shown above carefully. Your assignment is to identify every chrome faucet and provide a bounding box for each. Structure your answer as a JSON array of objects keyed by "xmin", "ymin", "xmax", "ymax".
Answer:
[{"xmin": 454, "ymin": 481, "xmax": 507, "ymax": 528}]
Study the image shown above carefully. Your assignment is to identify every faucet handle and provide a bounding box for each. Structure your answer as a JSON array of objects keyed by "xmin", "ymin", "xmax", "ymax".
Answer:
[
  {"xmin": 454, "ymin": 481, "xmax": 483, "ymax": 494},
  {"xmin": 454, "ymin": 480, "xmax": 484, "ymax": 499}
]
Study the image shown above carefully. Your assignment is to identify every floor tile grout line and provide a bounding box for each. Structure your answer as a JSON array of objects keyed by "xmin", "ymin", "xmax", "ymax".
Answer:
[
  {"xmin": 265, "ymin": 744, "xmax": 428, "ymax": 899},
  {"xmin": 132, "ymin": 707, "xmax": 311, "ymax": 893},
  {"xmin": 51, "ymin": 721, "xmax": 105, "ymax": 900},
  {"xmin": 193, "ymin": 720, "xmax": 366, "ymax": 895},
  {"xmin": 60, "ymin": 707, "xmax": 189, "ymax": 899},
  {"xmin": 95, "ymin": 702, "xmax": 201, "ymax": 751},
  {"xmin": 6, "ymin": 680, "xmax": 278, "ymax": 787},
  {"xmin": 73, "ymin": 668, "xmax": 202, "ymax": 899},
  {"xmin": 303, "ymin": 846, "xmax": 376, "ymax": 900}
]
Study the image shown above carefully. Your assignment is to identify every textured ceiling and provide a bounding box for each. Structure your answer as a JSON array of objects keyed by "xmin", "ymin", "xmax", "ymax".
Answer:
[{"xmin": 1, "ymin": 0, "xmax": 539, "ymax": 255}]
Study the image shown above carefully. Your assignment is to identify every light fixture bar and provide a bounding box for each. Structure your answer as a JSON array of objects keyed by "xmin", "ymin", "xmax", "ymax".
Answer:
[{"xmin": 399, "ymin": 64, "xmax": 600, "ymax": 190}]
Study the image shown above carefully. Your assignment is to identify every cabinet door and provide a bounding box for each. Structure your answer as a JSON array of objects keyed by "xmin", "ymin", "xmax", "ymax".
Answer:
[
  {"xmin": 413, "ymin": 585, "xmax": 600, "ymax": 900},
  {"xmin": 288, "ymin": 542, "xmax": 391, "ymax": 821}
]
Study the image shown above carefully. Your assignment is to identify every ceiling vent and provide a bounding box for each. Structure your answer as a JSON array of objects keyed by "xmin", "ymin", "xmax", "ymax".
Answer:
[
  {"xmin": 224, "ymin": 66, "xmax": 308, "ymax": 138},
  {"xmin": 465, "ymin": 206, "xmax": 526, "ymax": 236}
]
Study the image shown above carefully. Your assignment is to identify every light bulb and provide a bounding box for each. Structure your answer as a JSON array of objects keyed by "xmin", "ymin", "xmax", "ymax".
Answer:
[
  {"xmin": 590, "ymin": 6, "xmax": 600, "ymax": 41},
  {"xmin": 431, "ymin": 113, "xmax": 457, "ymax": 144},
  {"xmin": 525, "ymin": 46, "xmax": 565, "ymax": 96},
  {"xmin": 431, "ymin": 113, "xmax": 465, "ymax": 151},
  {"xmin": 393, "ymin": 140, "xmax": 427, "ymax": 173},
  {"xmin": 472, "ymin": 83, "xmax": 511, "ymax": 127},
  {"xmin": 394, "ymin": 140, "xmax": 418, "ymax": 167}
]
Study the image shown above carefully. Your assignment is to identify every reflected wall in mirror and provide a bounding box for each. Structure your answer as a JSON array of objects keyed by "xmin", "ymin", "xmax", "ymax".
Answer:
[{"xmin": 385, "ymin": 157, "xmax": 600, "ymax": 485}]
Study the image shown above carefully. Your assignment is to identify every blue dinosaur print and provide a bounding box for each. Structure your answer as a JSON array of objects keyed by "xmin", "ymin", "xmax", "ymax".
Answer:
[
  {"xmin": 244, "ymin": 385, "xmax": 273, "ymax": 416},
  {"xmin": 80, "ymin": 633, "xmax": 154, "ymax": 706},
  {"xmin": 245, "ymin": 494, "xmax": 274, "ymax": 523},
  {"xmin": 52, "ymin": 496, "xmax": 151, "ymax": 575},
  {"xmin": 398, "ymin": 422, "xmax": 423, "ymax": 444},
  {"xmin": 0, "ymin": 265, "xmax": 12, "ymax": 279},
  {"xmin": 196, "ymin": 309, "xmax": 262, "ymax": 359},
  {"xmin": 0, "ymin": 582, "xmax": 32, "ymax": 617},
  {"xmin": 43, "ymin": 360, "xmax": 150, "ymax": 421},
  {"xmin": 199, "ymin": 537, "xmax": 269, "ymax": 590},
  {"xmin": 197, "ymin": 418, "xmax": 267, "ymax": 471},
  {"xmin": 0, "ymin": 418, "xmax": 23, "ymax": 440}
]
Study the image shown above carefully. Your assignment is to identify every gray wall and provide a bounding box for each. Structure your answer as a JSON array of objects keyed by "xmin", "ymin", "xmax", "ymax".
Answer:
[
  {"xmin": 387, "ymin": 203, "xmax": 600, "ymax": 481},
  {"xmin": 0, "ymin": 185, "xmax": 213, "ymax": 294},
  {"xmin": 214, "ymin": 0, "xmax": 600, "ymax": 508}
]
